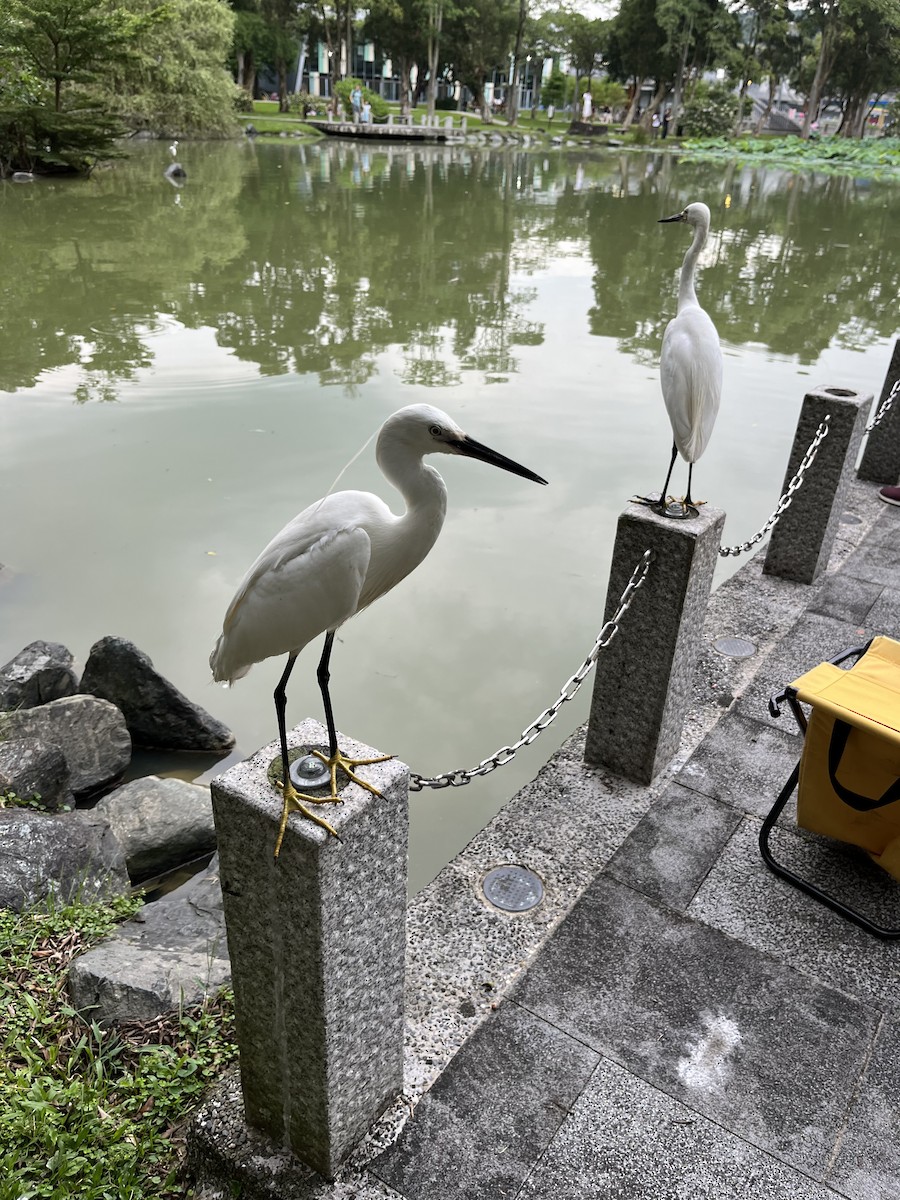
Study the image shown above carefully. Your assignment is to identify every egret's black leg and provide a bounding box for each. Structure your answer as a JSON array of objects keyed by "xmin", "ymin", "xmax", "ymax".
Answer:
[
  {"xmin": 310, "ymin": 630, "xmax": 394, "ymax": 800},
  {"xmin": 316, "ymin": 631, "xmax": 338, "ymax": 759},
  {"xmin": 272, "ymin": 651, "xmax": 338, "ymax": 858},
  {"xmin": 685, "ymin": 462, "xmax": 694, "ymax": 507},
  {"xmin": 274, "ymin": 652, "xmax": 299, "ymax": 784},
  {"xmin": 659, "ymin": 442, "xmax": 678, "ymax": 505}
]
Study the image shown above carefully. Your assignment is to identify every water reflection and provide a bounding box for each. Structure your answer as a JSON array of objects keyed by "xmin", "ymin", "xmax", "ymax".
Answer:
[
  {"xmin": 1, "ymin": 141, "xmax": 897, "ymax": 892},
  {"xmin": 3, "ymin": 141, "xmax": 897, "ymax": 401}
]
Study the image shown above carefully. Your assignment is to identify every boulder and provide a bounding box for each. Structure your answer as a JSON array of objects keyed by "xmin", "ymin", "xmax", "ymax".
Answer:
[
  {"xmin": 93, "ymin": 775, "xmax": 217, "ymax": 880},
  {"xmin": 0, "ymin": 738, "xmax": 73, "ymax": 810},
  {"xmin": 2, "ymin": 695, "xmax": 131, "ymax": 798},
  {"xmin": 0, "ymin": 640, "xmax": 79, "ymax": 710},
  {"xmin": 0, "ymin": 808, "xmax": 129, "ymax": 911},
  {"xmin": 80, "ymin": 637, "xmax": 234, "ymax": 752},
  {"xmin": 68, "ymin": 858, "xmax": 229, "ymax": 1023}
]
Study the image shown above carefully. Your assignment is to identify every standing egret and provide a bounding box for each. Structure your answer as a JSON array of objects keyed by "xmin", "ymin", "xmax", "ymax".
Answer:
[
  {"xmin": 210, "ymin": 403, "xmax": 547, "ymax": 856},
  {"xmin": 652, "ymin": 201, "xmax": 723, "ymax": 518}
]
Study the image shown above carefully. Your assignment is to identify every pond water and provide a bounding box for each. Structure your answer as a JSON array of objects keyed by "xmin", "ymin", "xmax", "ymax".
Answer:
[{"xmin": 1, "ymin": 139, "xmax": 897, "ymax": 891}]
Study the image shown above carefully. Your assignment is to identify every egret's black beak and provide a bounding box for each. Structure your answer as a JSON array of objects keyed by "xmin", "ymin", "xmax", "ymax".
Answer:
[
  {"xmin": 659, "ymin": 211, "xmax": 687, "ymax": 224},
  {"xmin": 450, "ymin": 435, "xmax": 548, "ymax": 485}
]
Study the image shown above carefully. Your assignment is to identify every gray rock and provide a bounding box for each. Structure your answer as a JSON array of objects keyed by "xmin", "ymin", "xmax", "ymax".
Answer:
[
  {"xmin": 0, "ymin": 808, "xmax": 129, "ymax": 911},
  {"xmin": 0, "ymin": 640, "xmax": 79, "ymax": 710},
  {"xmin": 67, "ymin": 858, "xmax": 229, "ymax": 1023},
  {"xmin": 0, "ymin": 737, "xmax": 74, "ymax": 810},
  {"xmin": 93, "ymin": 775, "xmax": 217, "ymax": 880},
  {"xmin": 80, "ymin": 636, "xmax": 234, "ymax": 752},
  {"xmin": 2, "ymin": 695, "xmax": 131, "ymax": 798}
]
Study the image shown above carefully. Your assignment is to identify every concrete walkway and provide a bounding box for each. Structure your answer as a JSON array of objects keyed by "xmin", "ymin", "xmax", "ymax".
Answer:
[{"xmin": 192, "ymin": 480, "xmax": 900, "ymax": 1199}]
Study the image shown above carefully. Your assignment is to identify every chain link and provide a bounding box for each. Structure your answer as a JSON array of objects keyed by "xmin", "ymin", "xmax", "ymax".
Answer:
[
  {"xmin": 718, "ymin": 415, "xmax": 831, "ymax": 558},
  {"xmin": 409, "ymin": 550, "xmax": 653, "ymax": 791},
  {"xmin": 867, "ymin": 379, "xmax": 899, "ymax": 432}
]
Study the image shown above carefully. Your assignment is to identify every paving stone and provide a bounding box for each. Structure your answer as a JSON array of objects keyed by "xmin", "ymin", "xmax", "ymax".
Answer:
[
  {"xmin": 807, "ymin": 575, "xmax": 884, "ymax": 624},
  {"xmin": 734, "ymin": 612, "xmax": 871, "ymax": 732},
  {"xmin": 518, "ymin": 1056, "xmax": 844, "ymax": 1200},
  {"xmin": 827, "ymin": 1014, "xmax": 900, "ymax": 1200},
  {"xmin": 604, "ymin": 782, "xmax": 741, "ymax": 910},
  {"xmin": 511, "ymin": 874, "xmax": 877, "ymax": 1177},
  {"xmin": 371, "ymin": 1001, "xmax": 599, "ymax": 1200},
  {"xmin": 840, "ymin": 526, "xmax": 900, "ymax": 587},
  {"xmin": 688, "ymin": 818, "xmax": 900, "ymax": 1011},
  {"xmin": 676, "ymin": 710, "xmax": 802, "ymax": 820},
  {"xmin": 863, "ymin": 587, "xmax": 900, "ymax": 639}
]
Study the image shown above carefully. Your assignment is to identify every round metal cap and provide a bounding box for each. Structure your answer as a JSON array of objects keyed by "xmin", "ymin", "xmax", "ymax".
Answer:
[
  {"xmin": 289, "ymin": 753, "xmax": 332, "ymax": 790},
  {"xmin": 482, "ymin": 865, "xmax": 544, "ymax": 913},
  {"xmin": 713, "ymin": 636, "xmax": 757, "ymax": 659}
]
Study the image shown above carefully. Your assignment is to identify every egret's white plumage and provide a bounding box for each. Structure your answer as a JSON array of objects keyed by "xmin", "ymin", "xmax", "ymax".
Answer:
[
  {"xmin": 656, "ymin": 201, "xmax": 724, "ymax": 509},
  {"xmin": 210, "ymin": 403, "xmax": 547, "ymax": 853}
]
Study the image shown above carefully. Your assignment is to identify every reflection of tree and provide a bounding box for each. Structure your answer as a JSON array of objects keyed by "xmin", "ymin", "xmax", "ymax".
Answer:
[
  {"xmin": 585, "ymin": 157, "xmax": 900, "ymax": 365},
  {"xmin": 2, "ymin": 141, "xmax": 898, "ymax": 399},
  {"xmin": 184, "ymin": 144, "xmax": 548, "ymax": 387},
  {"xmin": 0, "ymin": 144, "xmax": 247, "ymax": 396}
]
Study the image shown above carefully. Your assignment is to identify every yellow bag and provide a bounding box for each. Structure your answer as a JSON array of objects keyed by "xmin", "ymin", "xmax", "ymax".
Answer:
[{"xmin": 792, "ymin": 636, "xmax": 900, "ymax": 879}]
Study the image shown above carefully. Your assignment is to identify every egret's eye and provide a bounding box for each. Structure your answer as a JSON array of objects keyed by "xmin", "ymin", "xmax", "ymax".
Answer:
[{"xmin": 429, "ymin": 424, "xmax": 443, "ymax": 438}]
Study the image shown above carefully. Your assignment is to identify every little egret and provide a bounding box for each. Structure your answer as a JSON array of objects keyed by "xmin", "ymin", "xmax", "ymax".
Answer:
[
  {"xmin": 210, "ymin": 403, "xmax": 547, "ymax": 856},
  {"xmin": 652, "ymin": 201, "xmax": 723, "ymax": 518}
]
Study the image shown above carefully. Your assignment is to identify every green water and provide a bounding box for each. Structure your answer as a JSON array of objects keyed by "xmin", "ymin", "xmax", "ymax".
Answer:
[{"xmin": 1, "ymin": 139, "xmax": 897, "ymax": 890}]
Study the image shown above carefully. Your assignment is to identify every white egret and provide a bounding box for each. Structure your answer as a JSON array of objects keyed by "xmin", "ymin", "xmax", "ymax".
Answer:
[
  {"xmin": 653, "ymin": 201, "xmax": 723, "ymax": 517},
  {"xmin": 169, "ymin": 141, "xmax": 178, "ymax": 158},
  {"xmin": 210, "ymin": 403, "xmax": 547, "ymax": 856}
]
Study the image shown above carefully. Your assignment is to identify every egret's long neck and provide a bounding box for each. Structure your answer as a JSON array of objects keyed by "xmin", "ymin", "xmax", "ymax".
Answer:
[
  {"xmin": 376, "ymin": 438, "xmax": 448, "ymax": 537},
  {"xmin": 678, "ymin": 221, "xmax": 707, "ymax": 311}
]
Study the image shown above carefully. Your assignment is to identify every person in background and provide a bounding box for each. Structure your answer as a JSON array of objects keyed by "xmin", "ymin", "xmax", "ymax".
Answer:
[
  {"xmin": 662, "ymin": 108, "xmax": 672, "ymax": 138},
  {"xmin": 581, "ymin": 90, "xmax": 592, "ymax": 123},
  {"xmin": 361, "ymin": 99, "xmax": 372, "ymax": 124},
  {"xmin": 651, "ymin": 110, "xmax": 661, "ymax": 137},
  {"xmin": 350, "ymin": 84, "xmax": 362, "ymax": 122}
]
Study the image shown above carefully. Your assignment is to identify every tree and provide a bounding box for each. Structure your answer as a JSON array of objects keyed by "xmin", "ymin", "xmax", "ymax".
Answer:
[
  {"xmin": 4, "ymin": 0, "xmax": 143, "ymax": 112},
  {"xmin": 364, "ymin": 0, "xmax": 427, "ymax": 115},
  {"xmin": 101, "ymin": 0, "xmax": 238, "ymax": 134},
  {"xmin": 830, "ymin": 0, "xmax": 900, "ymax": 137},
  {"xmin": 443, "ymin": 0, "xmax": 518, "ymax": 121},
  {"xmin": 605, "ymin": 0, "xmax": 669, "ymax": 127}
]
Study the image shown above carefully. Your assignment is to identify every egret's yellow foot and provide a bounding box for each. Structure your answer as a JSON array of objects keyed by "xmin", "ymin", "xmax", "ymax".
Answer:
[
  {"xmin": 311, "ymin": 748, "xmax": 394, "ymax": 800},
  {"xmin": 274, "ymin": 780, "xmax": 341, "ymax": 859}
]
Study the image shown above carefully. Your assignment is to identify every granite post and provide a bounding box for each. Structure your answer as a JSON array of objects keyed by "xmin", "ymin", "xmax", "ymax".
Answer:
[
  {"xmin": 763, "ymin": 386, "xmax": 871, "ymax": 585},
  {"xmin": 584, "ymin": 502, "xmax": 724, "ymax": 784},
  {"xmin": 858, "ymin": 339, "xmax": 900, "ymax": 484},
  {"xmin": 210, "ymin": 719, "xmax": 408, "ymax": 1181}
]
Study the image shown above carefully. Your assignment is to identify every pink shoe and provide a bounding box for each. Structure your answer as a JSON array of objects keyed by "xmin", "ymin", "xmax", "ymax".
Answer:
[{"xmin": 879, "ymin": 485, "xmax": 900, "ymax": 506}]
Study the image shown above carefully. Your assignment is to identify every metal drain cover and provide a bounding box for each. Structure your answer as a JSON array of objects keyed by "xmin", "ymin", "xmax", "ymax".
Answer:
[
  {"xmin": 482, "ymin": 865, "xmax": 544, "ymax": 912},
  {"xmin": 713, "ymin": 636, "xmax": 757, "ymax": 659}
]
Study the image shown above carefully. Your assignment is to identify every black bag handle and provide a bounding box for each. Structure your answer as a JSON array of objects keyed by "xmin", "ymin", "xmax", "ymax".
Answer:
[{"xmin": 828, "ymin": 719, "xmax": 900, "ymax": 811}]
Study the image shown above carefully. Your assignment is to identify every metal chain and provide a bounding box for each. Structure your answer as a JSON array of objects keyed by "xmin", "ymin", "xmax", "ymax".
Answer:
[
  {"xmin": 867, "ymin": 379, "xmax": 899, "ymax": 432},
  {"xmin": 409, "ymin": 549, "xmax": 653, "ymax": 791},
  {"xmin": 718, "ymin": 415, "xmax": 831, "ymax": 558}
]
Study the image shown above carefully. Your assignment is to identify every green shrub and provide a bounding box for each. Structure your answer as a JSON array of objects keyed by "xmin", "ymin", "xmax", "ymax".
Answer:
[
  {"xmin": 333, "ymin": 78, "xmax": 389, "ymax": 122},
  {"xmin": 680, "ymin": 83, "xmax": 738, "ymax": 139}
]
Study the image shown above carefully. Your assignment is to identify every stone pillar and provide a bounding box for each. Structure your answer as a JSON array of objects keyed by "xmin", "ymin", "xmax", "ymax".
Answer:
[
  {"xmin": 858, "ymin": 339, "xmax": 900, "ymax": 484},
  {"xmin": 387, "ymin": 113, "xmax": 394, "ymax": 126},
  {"xmin": 763, "ymin": 386, "xmax": 870, "ymax": 585},
  {"xmin": 461, "ymin": 117, "xmax": 467, "ymax": 131},
  {"xmin": 584, "ymin": 502, "xmax": 724, "ymax": 784},
  {"xmin": 211, "ymin": 719, "xmax": 408, "ymax": 1181}
]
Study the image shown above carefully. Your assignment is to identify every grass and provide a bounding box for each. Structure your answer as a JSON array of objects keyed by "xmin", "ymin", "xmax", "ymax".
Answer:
[{"xmin": 0, "ymin": 893, "xmax": 238, "ymax": 1200}]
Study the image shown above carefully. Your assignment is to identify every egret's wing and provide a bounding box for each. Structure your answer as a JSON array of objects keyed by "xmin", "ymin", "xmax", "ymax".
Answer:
[
  {"xmin": 211, "ymin": 518, "xmax": 372, "ymax": 683},
  {"xmin": 660, "ymin": 309, "xmax": 723, "ymax": 463}
]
